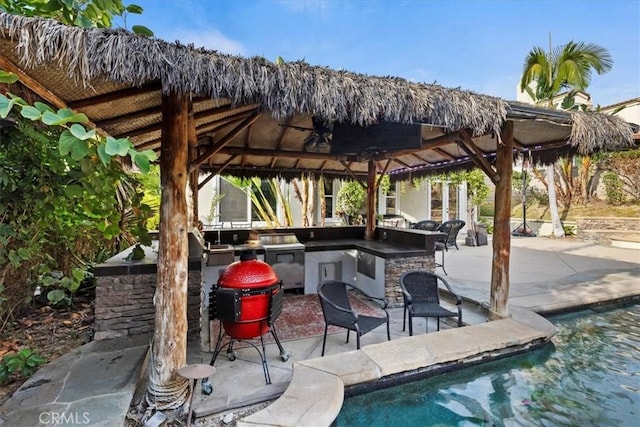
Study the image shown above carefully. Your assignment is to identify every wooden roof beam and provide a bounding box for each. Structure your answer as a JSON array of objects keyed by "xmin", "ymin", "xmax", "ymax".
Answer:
[
  {"xmin": 0, "ymin": 55, "xmax": 103, "ymax": 135},
  {"xmin": 373, "ymin": 131, "xmax": 460, "ymax": 161},
  {"xmin": 271, "ymin": 117, "xmax": 292, "ymax": 168},
  {"xmin": 98, "ymin": 102, "xmax": 239, "ymax": 129},
  {"xmin": 190, "ymin": 110, "xmax": 261, "ymax": 171},
  {"xmin": 459, "ymin": 129, "xmax": 500, "ymax": 183},
  {"xmin": 375, "ymin": 159, "xmax": 393, "ymax": 186},
  {"xmin": 127, "ymin": 110, "xmax": 251, "ymax": 143},
  {"xmin": 0, "ymin": 55, "xmax": 67, "ymax": 109},
  {"xmin": 218, "ymin": 146, "xmax": 349, "ymax": 160},
  {"xmin": 433, "ymin": 147, "xmax": 456, "ymax": 161},
  {"xmin": 96, "ymin": 105, "xmax": 162, "ymax": 128},
  {"xmin": 340, "ymin": 160, "xmax": 367, "ymax": 188},
  {"xmin": 67, "ymin": 82, "xmax": 161, "ymax": 109},
  {"xmin": 198, "ymin": 155, "xmax": 238, "ymax": 187}
]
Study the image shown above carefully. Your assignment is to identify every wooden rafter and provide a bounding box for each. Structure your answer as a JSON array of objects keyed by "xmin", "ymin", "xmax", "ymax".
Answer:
[
  {"xmin": 67, "ymin": 82, "xmax": 161, "ymax": 109},
  {"xmin": 190, "ymin": 110, "xmax": 260, "ymax": 171},
  {"xmin": 211, "ymin": 155, "xmax": 237, "ymax": 177},
  {"xmin": 434, "ymin": 147, "xmax": 456, "ymax": 161},
  {"xmin": 96, "ymin": 105, "xmax": 162, "ymax": 128},
  {"xmin": 0, "ymin": 55, "xmax": 103, "ymax": 134},
  {"xmin": 271, "ymin": 117, "xmax": 292, "ymax": 168},
  {"xmin": 375, "ymin": 159, "xmax": 393, "ymax": 187},
  {"xmin": 390, "ymin": 157, "xmax": 411, "ymax": 168},
  {"xmin": 198, "ymin": 155, "xmax": 238, "ymax": 188},
  {"xmin": 373, "ymin": 131, "xmax": 460, "ymax": 161},
  {"xmin": 340, "ymin": 160, "xmax": 366, "ymax": 187},
  {"xmin": 219, "ymin": 146, "xmax": 348, "ymax": 160},
  {"xmin": 459, "ymin": 129, "xmax": 500, "ymax": 183},
  {"xmin": 0, "ymin": 55, "xmax": 67, "ymax": 109}
]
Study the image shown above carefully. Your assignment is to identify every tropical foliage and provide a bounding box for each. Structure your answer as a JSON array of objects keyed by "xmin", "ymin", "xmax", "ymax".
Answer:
[
  {"xmin": 0, "ymin": 0, "xmax": 155, "ymax": 330},
  {"xmin": 336, "ymin": 181, "xmax": 366, "ymax": 225},
  {"xmin": 520, "ymin": 38, "xmax": 613, "ymax": 236},
  {"xmin": 0, "ymin": 0, "xmax": 152, "ymax": 35}
]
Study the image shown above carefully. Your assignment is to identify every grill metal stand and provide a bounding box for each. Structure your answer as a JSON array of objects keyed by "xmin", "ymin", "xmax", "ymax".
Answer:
[{"xmin": 201, "ymin": 282, "xmax": 289, "ymax": 395}]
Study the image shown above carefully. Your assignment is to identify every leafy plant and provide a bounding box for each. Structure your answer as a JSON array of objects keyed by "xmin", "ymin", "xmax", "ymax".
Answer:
[
  {"xmin": 0, "ymin": 348, "xmax": 46, "ymax": 383},
  {"xmin": 38, "ymin": 267, "xmax": 86, "ymax": 305},
  {"xmin": 563, "ymin": 224, "xmax": 576, "ymax": 236},
  {"xmin": 602, "ymin": 171, "xmax": 625, "ymax": 205},
  {"xmin": 0, "ymin": 0, "xmax": 153, "ymax": 36},
  {"xmin": 336, "ymin": 181, "xmax": 366, "ymax": 224}
]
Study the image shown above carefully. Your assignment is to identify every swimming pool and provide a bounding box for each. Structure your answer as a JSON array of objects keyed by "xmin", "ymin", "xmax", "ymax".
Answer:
[{"xmin": 336, "ymin": 303, "xmax": 639, "ymax": 426}]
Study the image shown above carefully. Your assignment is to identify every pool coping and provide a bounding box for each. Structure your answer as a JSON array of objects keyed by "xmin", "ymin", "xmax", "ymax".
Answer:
[{"xmin": 237, "ymin": 305, "xmax": 556, "ymax": 427}]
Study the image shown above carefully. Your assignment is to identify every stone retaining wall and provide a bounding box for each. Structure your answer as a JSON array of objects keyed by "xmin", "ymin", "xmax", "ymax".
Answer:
[
  {"xmin": 576, "ymin": 217, "xmax": 640, "ymax": 243},
  {"xmin": 384, "ymin": 255, "xmax": 436, "ymax": 307},
  {"xmin": 94, "ymin": 264, "xmax": 202, "ymax": 340}
]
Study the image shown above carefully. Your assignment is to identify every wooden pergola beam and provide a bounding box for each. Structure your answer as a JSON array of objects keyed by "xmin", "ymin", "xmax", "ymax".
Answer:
[
  {"xmin": 219, "ymin": 146, "xmax": 350, "ymax": 161},
  {"xmin": 458, "ymin": 129, "xmax": 500, "ymax": 184},
  {"xmin": 0, "ymin": 55, "xmax": 67, "ymax": 109},
  {"xmin": 0, "ymin": 55, "xmax": 102, "ymax": 135},
  {"xmin": 340, "ymin": 160, "xmax": 366, "ymax": 187},
  {"xmin": 197, "ymin": 155, "xmax": 239, "ymax": 189},
  {"xmin": 190, "ymin": 110, "xmax": 261, "ymax": 171},
  {"xmin": 373, "ymin": 131, "xmax": 460, "ymax": 161},
  {"xmin": 68, "ymin": 82, "xmax": 161, "ymax": 109}
]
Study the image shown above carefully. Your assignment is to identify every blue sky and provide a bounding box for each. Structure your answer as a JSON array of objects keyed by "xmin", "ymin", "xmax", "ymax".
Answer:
[{"xmin": 126, "ymin": 0, "xmax": 639, "ymax": 107}]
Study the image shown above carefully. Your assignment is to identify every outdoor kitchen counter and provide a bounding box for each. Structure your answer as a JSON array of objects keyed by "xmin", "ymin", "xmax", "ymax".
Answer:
[{"xmin": 304, "ymin": 238, "xmax": 432, "ymax": 259}]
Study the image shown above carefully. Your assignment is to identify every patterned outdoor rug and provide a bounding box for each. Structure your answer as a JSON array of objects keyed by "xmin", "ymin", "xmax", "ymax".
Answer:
[{"xmin": 209, "ymin": 292, "xmax": 384, "ymax": 351}]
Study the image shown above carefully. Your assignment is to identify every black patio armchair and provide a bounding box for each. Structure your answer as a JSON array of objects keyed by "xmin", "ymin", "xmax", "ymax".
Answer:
[
  {"xmin": 317, "ymin": 280, "xmax": 390, "ymax": 356},
  {"xmin": 437, "ymin": 219, "xmax": 466, "ymax": 250},
  {"xmin": 400, "ymin": 270, "xmax": 463, "ymax": 336},
  {"xmin": 411, "ymin": 219, "xmax": 441, "ymax": 231}
]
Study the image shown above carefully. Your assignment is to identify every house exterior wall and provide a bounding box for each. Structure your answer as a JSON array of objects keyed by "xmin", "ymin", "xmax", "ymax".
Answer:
[
  {"xmin": 600, "ymin": 98, "xmax": 640, "ymax": 126},
  {"xmin": 397, "ymin": 181, "xmax": 428, "ymax": 225}
]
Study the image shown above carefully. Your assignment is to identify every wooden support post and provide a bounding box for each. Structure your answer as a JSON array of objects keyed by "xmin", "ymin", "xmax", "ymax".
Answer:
[
  {"xmin": 365, "ymin": 160, "xmax": 377, "ymax": 240},
  {"xmin": 188, "ymin": 101, "xmax": 199, "ymax": 228},
  {"xmin": 489, "ymin": 121, "xmax": 514, "ymax": 320},
  {"xmin": 148, "ymin": 93, "xmax": 190, "ymax": 407}
]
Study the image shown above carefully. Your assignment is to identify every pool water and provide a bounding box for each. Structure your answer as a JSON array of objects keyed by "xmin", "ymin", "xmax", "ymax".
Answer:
[{"xmin": 336, "ymin": 304, "xmax": 640, "ymax": 426}]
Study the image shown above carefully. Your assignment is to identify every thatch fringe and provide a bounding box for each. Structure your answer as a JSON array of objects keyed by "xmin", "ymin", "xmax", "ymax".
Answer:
[
  {"xmin": 570, "ymin": 111, "xmax": 635, "ymax": 154},
  {"xmin": 0, "ymin": 12, "xmax": 506, "ymax": 135}
]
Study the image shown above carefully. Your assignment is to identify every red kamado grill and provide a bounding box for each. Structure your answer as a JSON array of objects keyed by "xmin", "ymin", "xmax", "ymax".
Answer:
[{"xmin": 201, "ymin": 251, "xmax": 289, "ymax": 394}]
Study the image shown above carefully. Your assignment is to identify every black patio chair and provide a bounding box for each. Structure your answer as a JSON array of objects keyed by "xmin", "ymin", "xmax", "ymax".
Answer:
[
  {"xmin": 411, "ymin": 219, "xmax": 441, "ymax": 231},
  {"xmin": 400, "ymin": 270, "xmax": 462, "ymax": 336},
  {"xmin": 437, "ymin": 219, "xmax": 466, "ymax": 250},
  {"xmin": 317, "ymin": 280, "xmax": 390, "ymax": 356}
]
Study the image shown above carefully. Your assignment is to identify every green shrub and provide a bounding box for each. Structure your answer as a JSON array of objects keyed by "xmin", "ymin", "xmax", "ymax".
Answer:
[
  {"xmin": 0, "ymin": 348, "xmax": 46, "ymax": 384},
  {"xmin": 602, "ymin": 171, "xmax": 625, "ymax": 205},
  {"xmin": 336, "ymin": 181, "xmax": 366, "ymax": 224},
  {"xmin": 563, "ymin": 224, "xmax": 576, "ymax": 236}
]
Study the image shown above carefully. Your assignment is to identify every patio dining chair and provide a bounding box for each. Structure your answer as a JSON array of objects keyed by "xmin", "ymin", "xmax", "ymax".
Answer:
[
  {"xmin": 400, "ymin": 270, "xmax": 463, "ymax": 336},
  {"xmin": 437, "ymin": 219, "xmax": 466, "ymax": 250},
  {"xmin": 317, "ymin": 280, "xmax": 390, "ymax": 356}
]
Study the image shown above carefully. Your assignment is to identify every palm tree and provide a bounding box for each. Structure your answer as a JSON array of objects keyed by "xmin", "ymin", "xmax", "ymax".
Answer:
[{"xmin": 520, "ymin": 37, "xmax": 612, "ymax": 237}]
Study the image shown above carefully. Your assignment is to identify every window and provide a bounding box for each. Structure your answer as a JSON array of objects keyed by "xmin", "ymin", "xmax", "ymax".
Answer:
[
  {"xmin": 219, "ymin": 178, "xmax": 249, "ymax": 222},
  {"xmin": 385, "ymin": 184, "xmax": 396, "ymax": 214},
  {"xmin": 324, "ymin": 179, "xmax": 334, "ymax": 218}
]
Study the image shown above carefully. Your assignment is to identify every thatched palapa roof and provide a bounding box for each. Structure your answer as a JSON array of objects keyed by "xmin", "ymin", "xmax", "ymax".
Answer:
[{"xmin": 0, "ymin": 12, "xmax": 636, "ymax": 182}]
